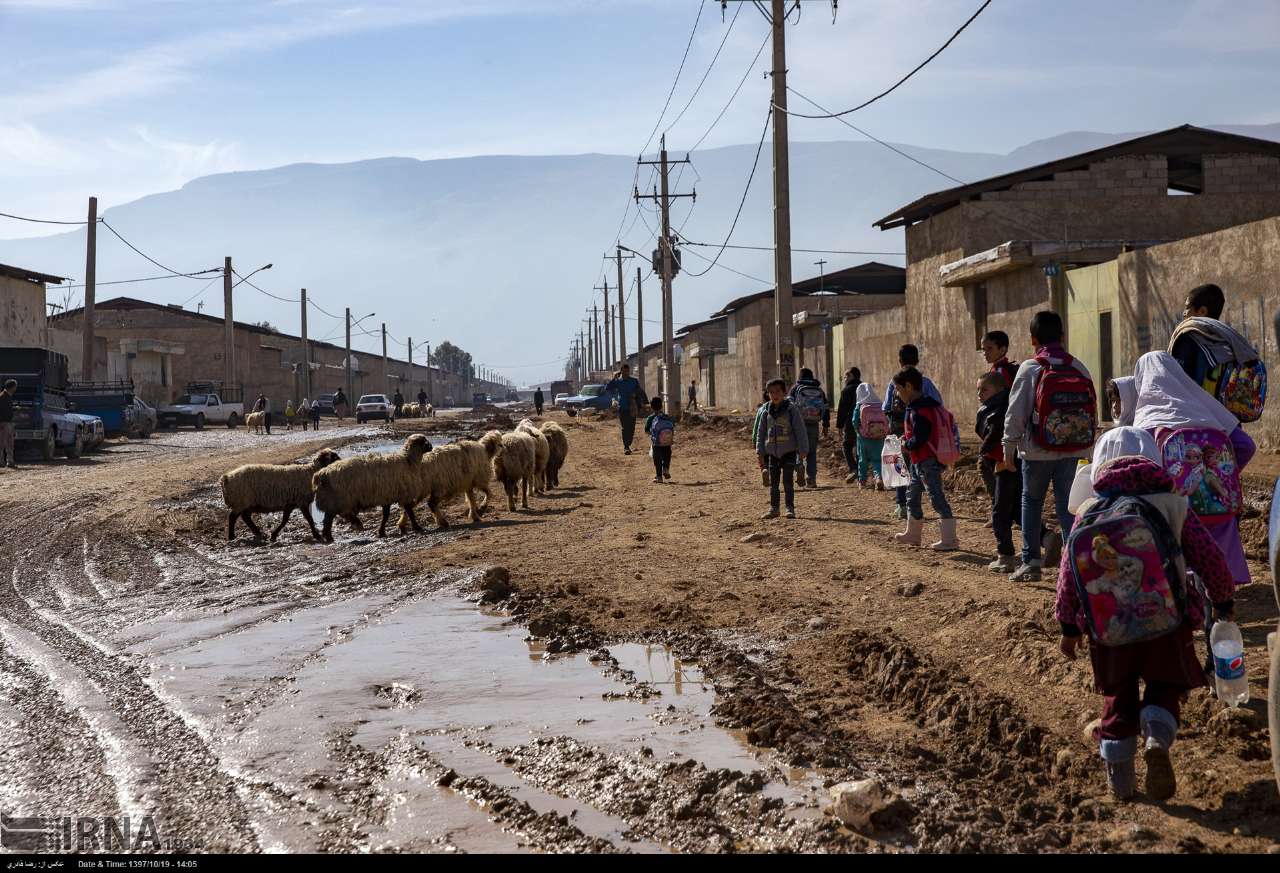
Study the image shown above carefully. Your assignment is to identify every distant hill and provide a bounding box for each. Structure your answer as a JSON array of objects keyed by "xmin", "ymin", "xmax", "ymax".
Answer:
[{"xmin": 3, "ymin": 123, "xmax": 1275, "ymax": 382}]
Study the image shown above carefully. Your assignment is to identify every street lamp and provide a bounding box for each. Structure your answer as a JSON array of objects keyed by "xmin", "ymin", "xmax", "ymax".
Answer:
[{"xmin": 231, "ymin": 263, "xmax": 273, "ymax": 288}]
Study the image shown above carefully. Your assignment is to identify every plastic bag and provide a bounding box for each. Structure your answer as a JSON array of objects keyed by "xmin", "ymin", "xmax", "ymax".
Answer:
[{"xmin": 881, "ymin": 436, "xmax": 910, "ymax": 489}]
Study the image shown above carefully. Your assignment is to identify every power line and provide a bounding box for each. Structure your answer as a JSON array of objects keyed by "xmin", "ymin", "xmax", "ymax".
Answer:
[
  {"xmin": 691, "ymin": 27, "xmax": 770, "ymax": 152},
  {"xmin": 99, "ymin": 219, "xmax": 220, "ymax": 278},
  {"xmin": 639, "ymin": 0, "xmax": 706, "ymax": 159},
  {"xmin": 60, "ymin": 272, "xmax": 215, "ymax": 290},
  {"xmin": 308, "ymin": 297, "xmax": 342, "ymax": 320},
  {"xmin": 0, "ymin": 210, "xmax": 95, "ymax": 226},
  {"xmin": 679, "ymin": 243, "xmax": 772, "ymax": 285},
  {"xmin": 232, "ymin": 269, "xmax": 299, "ymax": 303},
  {"xmin": 679, "ymin": 240, "xmax": 904, "ymax": 256},
  {"xmin": 664, "ymin": 0, "xmax": 742, "ymax": 138},
  {"xmin": 778, "ymin": 0, "xmax": 991, "ymax": 119}
]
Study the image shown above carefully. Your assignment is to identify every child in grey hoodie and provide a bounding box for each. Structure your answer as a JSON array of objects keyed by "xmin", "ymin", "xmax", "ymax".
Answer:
[{"xmin": 755, "ymin": 378, "xmax": 809, "ymax": 519}]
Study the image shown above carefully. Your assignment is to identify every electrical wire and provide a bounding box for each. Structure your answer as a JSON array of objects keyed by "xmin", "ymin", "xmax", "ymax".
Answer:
[
  {"xmin": 691, "ymin": 28, "xmax": 770, "ymax": 152},
  {"xmin": 679, "ymin": 240, "xmax": 905, "ymax": 256},
  {"xmin": 664, "ymin": 0, "xmax": 742, "ymax": 138},
  {"xmin": 639, "ymin": 0, "xmax": 706, "ymax": 159},
  {"xmin": 679, "ymin": 244, "xmax": 772, "ymax": 285},
  {"xmin": 60, "ymin": 272, "xmax": 214, "ymax": 290},
  {"xmin": 0, "ymin": 210, "xmax": 95, "ymax": 225},
  {"xmin": 778, "ymin": 0, "xmax": 991, "ymax": 119},
  {"xmin": 231, "ymin": 269, "xmax": 299, "ymax": 303},
  {"xmin": 99, "ymin": 219, "xmax": 220, "ymax": 278}
]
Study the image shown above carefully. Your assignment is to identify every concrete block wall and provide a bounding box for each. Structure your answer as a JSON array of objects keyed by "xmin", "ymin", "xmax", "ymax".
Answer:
[
  {"xmin": 981, "ymin": 155, "xmax": 1169, "ymax": 202},
  {"xmin": 1203, "ymin": 153, "xmax": 1280, "ymax": 194}
]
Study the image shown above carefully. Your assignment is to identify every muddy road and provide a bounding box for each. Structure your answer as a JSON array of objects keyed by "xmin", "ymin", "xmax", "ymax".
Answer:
[{"xmin": 0, "ymin": 410, "xmax": 1277, "ymax": 853}]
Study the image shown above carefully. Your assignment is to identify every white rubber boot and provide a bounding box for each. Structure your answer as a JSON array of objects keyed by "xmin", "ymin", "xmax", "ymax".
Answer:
[
  {"xmin": 894, "ymin": 517, "xmax": 924, "ymax": 546},
  {"xmin": 930, "ymin": 518, "xmax": 959, "ymax": 551}
]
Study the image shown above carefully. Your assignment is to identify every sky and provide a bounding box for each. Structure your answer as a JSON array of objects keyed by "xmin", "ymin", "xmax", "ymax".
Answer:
[{"xmin": 2, "ymin": 0, "xmax": 1279, "ymax": 381}]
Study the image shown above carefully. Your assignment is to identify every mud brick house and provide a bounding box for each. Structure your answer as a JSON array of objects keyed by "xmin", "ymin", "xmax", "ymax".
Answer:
[
  {"xmin": 870, "ymin": 125, "xmax": 1280, "ymax": 411},
  {"xmin": 0, "ymin": 263, "xmax": 64, "ymax": 349},
  {"xmin": 675, "ymin": 316, "xmax": 728, "ymax": 409},
  {"xmin": 51, "ymin": 297, "xmax": 501, "ymax": 410}
]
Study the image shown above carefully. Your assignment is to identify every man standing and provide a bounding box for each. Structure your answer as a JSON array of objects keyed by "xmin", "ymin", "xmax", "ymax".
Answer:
[
  {"xmin": 606, "ymin": 364, "xmax": 645, "ymax": 454},
  {"xmin": 788, "ymin": 367, "xmax": 830, "ymax": 488},
  {"xmin": 253, "ymin": 392, "xmax": 272, "ymax": 435},
  {"xmin": 0, "ymin": 379, "xmax": 17, "ymax": 469},
  {"xmin": 333, "ymin": 388, "xmax": 348, "ymax": 420},
  {"xmin": 534, "ymin": 387, "xmax": 545, "ymax": 415},
  {"xmin": 417, "ymin": 387, "xmax": 428, "ymax": 409},
  {"xmin": 687, "ymin": 380, "xmax": 698, "ymax": 411},
  {"xmin": 393, "ymin": 388, "xmax": 404, "ymax": 420},
  {"xmin": 834, "ymin": 366, "xmax": 862, "ymax": 483}
]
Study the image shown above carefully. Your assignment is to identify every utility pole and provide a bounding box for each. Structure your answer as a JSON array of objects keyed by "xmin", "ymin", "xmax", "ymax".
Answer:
[
  {"xmin": 592, "ymin": 305, "xmax": 601, "ymax": 373},
  {"xmin": 81, "ymin": 196, "xmax": 97, "ymax": 381},
  {"xmin": 426, "ymin": 342, "xmax": 432, "ymax": 402},
  {"xmin": 770, "ymin": 0, "xmax": 795, "ymax": 384},
  {"xmin": 345, "ymin": 307, "xmax": 353, "ymax": 407},
  {"xmin": 615, "ymin": 245, "xmax": 634, "ymax": 367},
  {"xmin": 381, "ymin": 322, "xmax": 388, "ymax": 397},
  {"xmin": 223, "ymin": 256, "xmax": 234, "ymax": 389},
  {"xmin": 594, "ymin": 281, "xmax": 611, "ymax": 370},
  {"xmin": 635, "ymin": 266, "xmax": 646, "ymax": 394},
  {"xmin": 300, "ymin": 288, "xmax": 310, "ymax": 401},
  {"xmin": 635, "ymin": 135, "xmax": 694, "ymax": 416},
  {"xmin": 611, "ymin": 305, "xmax": 617, "ymax": 367}
]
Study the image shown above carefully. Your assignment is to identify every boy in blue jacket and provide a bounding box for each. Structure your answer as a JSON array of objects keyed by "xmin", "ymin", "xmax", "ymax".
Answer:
[{"xmin": 755, "ymin": 378, "xmax": 809, "ymax": 519}]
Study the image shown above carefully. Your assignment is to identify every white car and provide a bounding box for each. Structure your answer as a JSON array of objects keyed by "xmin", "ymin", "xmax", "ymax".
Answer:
[
  {"xmin": 553, "ymin": 393, "xmax": 570, "ymax": 408},
  {"xmin": 356, "ymin": 394, "xmax": 392, "ymax": 423}
]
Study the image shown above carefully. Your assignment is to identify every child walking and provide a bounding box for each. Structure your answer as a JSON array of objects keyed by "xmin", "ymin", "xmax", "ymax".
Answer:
[
  {"xmin": 755, "ymin": 378, "xmax": 808, "ymax": 519},
  {"xmin": 644, "ymin": 396, "xmax": 675, "ymax": 483},
  {"xmin": 285, "ymin": 400, "xmax": 296, "ymax": 431},
  {"xmin": 1056, "ymin": 427, "xmax": 1234, "ymax": 801},
  {"xmin": 976, "ymin": 371, "xmax": 1020, "ymax": 572},
  {"xmin": 892, "ymin": 367, "xmax": 958, "ymax": 550},
  {"xmin": 851, "ymin": 382, "xmax": 887, "ymax": 488}
]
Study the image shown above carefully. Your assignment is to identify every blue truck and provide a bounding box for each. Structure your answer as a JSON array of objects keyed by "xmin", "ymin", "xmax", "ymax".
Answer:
[
  {"xmin": 1, "ymin": 347, "xmax": 95, "ymax": 459},
  {"xmin": 67, "ymin": 380, "xmax": 152, "ymax": 438},
  {"xmin": 561, "ymin": 384, "xmax": 613, "ymax": 416}
]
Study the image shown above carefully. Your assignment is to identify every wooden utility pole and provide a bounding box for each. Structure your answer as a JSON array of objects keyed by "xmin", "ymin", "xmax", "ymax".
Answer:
[
  {"xmin": 426, "ymin": 342, "xmax": 432, "ymax": 402},
  {"xmin": 636, "ymin": 135, "xmax": 693, "ymax": 416},
  {"xmin": 344, "ymin": 307, "xmax": 353, "ymax": 408},
  {"xmin": 223, "ymin": 256, "xmax": 234, "ymax": 389},
  {"xmin": 381, "ymin": 322, "xmax": 388, "ymax": 397},
  {"xmin": 770, "ymin": 0, "xmax": 795, "ymax": 384},
  {"xmin": 635, "ymin": 266, "xmax": 645, "ymax": 393},
  {"xmin": 615, "ymin": 245, "xmax": 634, "ymax": 367},
  {"xmin": 300, "ymin": 288, "xmax": 310, "ymax": 401},
  {"xmin": 81, "ymin": 196, "xmax": 97, "ymax": 381},
  {"xmin": 594, "ymin": 281, "xmax": 612, "ymax": 370}
]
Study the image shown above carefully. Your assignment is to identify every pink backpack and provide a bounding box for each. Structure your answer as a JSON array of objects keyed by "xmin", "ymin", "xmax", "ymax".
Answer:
[{"xmin": 858, "ymin": 403, "xmax": 889, "ymax": 440}]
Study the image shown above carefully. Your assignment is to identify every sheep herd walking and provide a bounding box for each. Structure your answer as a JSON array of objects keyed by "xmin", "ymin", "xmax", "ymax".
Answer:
[{"xmin": 219, "ymin": 417, "xmax": 569, "ymax": 544}]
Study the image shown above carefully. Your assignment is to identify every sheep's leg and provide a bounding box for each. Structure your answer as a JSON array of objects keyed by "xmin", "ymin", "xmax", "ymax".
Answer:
[
  {"xmin": 465, "ymin": 489, "xmax": 482, "ymax": 525},
  {"xmin": 302, "ymin": 505, "xmax": 324, "ymax": 542},
  {"xmin": 322, "ymin": 512, "xmax": 335, "ymax": 543},
  {"xmin": 402, "ymin": 503, "xmax": 425, "ymax": 533},
  {"xmin": 428, "ymin": 495, "xmax": 449, "ymax": 529},
  {"xmin": 377, "ymin": 505, "xmax": 391, "ymax": 538},
  {"xmin": 242, "ymin": 512, "xmax": 266, "ymax": 541},
  {"xmin": 344, "ymin": 513, "xmax": 364, "ymax": 531},
  {"xmin": 270, "ymin": 508, "xmax": 292, "ymax": 542},
  {"xmin": 227, "ymin": 511, "xmax": 239, "ymax": 541},
  {"xmin": 520, "ymin": 477, "xmax": 529, "ymax": 509},
  {"xmin": 505, "ymin": 480, "xmax": 517, "ymax": 511}
]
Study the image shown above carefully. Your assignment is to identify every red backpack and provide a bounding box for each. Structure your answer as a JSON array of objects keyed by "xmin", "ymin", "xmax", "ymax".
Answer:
[
  {"xmin": 1032, "ymin": 351, "xmax": 1097, "ymax": 452},
  {"xmin": 907, "ymin": 405, "xmax": 961, "ymax": 466}
]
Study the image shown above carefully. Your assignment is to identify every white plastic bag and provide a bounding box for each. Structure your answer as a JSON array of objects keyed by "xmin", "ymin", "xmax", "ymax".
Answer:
[{"xmin": 880, "ymin": 436, "xmax": 910, "ymax": 489}]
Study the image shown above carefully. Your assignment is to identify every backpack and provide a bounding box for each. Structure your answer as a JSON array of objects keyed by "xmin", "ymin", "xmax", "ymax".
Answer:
[
  {"xmin": 651, "ymin": 415, "xmax": 675, "ymax": 447},
  {"xmin": 858, "ymin": 402, "xmax": 889, "ymax": 440},
  {"xmin": 917, "ymin": 405, "xmax": 962, "ymax": 466},
  {"xmin": 1031, "ymin": 352, "xmax": 1097, "ymax": 452},
  {"xmin": 1066, "ymin": 495, "xmax": 1186, "ymax": 647},
  {"xmin": 1170, "ymin": 320, "xmax": 1267, "ymax": 423},
  {"xmin": 1155, "ymin": 427, "xmax": 1241, "ymax": 522},
  {"xmin": 795, "ymin": 384, "xmax": 827, "ymax": 423},
  {"xmin": 888, "ymin": 391, "xmax": 906, "ymax": 437}
]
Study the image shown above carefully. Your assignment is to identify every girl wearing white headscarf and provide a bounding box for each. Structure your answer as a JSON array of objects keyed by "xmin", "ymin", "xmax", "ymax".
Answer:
[
  {"xmin": 851, "ymin": 383, "xmax": 885, "ymax": 488},
  {"xmin": 1131, "ymin": 351, "xmax": 1255, "ymax": 587},
  {"xmin": 1106, "ymin": 376, "xmax": 1137, "ymax": 427}
]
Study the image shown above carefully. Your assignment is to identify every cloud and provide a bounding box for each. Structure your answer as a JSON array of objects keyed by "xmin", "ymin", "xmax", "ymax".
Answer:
[{"xmin": 1161, "ymin": 0, "xmax": 1280, "ymax": 51}]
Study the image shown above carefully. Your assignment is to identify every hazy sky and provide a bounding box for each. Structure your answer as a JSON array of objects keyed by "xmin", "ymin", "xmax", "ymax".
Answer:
[{"xmin": 2, "ymin": 0, "xmax": 1278, "ymax": 380}]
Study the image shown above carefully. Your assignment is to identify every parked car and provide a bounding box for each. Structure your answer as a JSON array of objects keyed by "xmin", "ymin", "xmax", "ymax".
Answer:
[
  {"xmin": 561, "ymin": 384, "xmax": 613, "ymax": 416},
  {"xmin": 158, "ymin": 382, "xmax": 245, "ymax": 429},
  {"xmin": 1, "ymin": 347, "xmax": 89, "ymax": 459},
  {"xmin": 65, "ymin": 411, "xmax": 105, "ymax": 450},
  {"xmin": 553, "ymin": 393, "xmax": 570, "ymax": 408},
  {"xmin": 131, "ymin": 397, "xmax": 157, "ymax": 438},
  {"xmin": 355, "ymin": 394, "xmax": 392, "ymax": 423},
  {"xmin": 313, "ymin": 394, "xmax": 337, "ymax": 417}
]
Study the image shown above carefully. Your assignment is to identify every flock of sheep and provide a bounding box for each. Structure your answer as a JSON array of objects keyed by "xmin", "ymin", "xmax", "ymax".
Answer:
[
  {"xmin": 219, "ymin": 417, "xmax": 569, "ymax": 544},
  {"xmin": 398, "ymin": 402, "xmax": 434, "ymax": 418}
]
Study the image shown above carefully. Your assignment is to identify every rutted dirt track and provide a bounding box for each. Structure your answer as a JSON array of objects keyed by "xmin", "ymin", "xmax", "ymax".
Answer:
[{"xmin": 0, "ymin": 410, "xmax": 1276, "ymax": 853}]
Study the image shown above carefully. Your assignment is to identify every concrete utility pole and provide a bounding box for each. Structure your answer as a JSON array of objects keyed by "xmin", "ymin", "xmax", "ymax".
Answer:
[
  {"xmin": 636, "ymin": 266, "xmax": 645, "ymax": 392},
  {"xmin": 81, "ymin": 196, "xmax": 97, "ymax": 381},
  {"xmin": 426, "ymin": 342, "xmax": 432, "ymax": 402},
  {"xmin": 594, "ymin": 281, "xmax": 611, "ymax": 370},
  {"xmin": 770, "ymin": 0, "xmax": 795, "ymax": 384},
  {"xmin": 300, "ymin": 288, "xmax": 310, "ymax": 401},
  {"xmin": 223, "ymin": 256, "xmax": 234, "ymax": 389},
  {"xmin": 615, "ymin": 246, "xmax": 634, "ymax": 366},
  {"xmin": 592, "ymin": 305, "xmax": 601, "ymax": 373},
  {"xmin": 345, "ymin": 307, "xmax": 353, "ymax": 406},
  {"xmin": 611, "ymin": 305, "xmax": 617, "ymax": 367},
  {"xmin": 636, "ymin": 135, "xmax": 693, "ymax": 416},
  {"xmin": 381, "ymin": 323, "xmax": 388, "ymax": 397}
]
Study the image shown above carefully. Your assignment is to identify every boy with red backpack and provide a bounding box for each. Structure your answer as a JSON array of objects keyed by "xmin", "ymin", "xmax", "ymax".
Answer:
[
  {"xmin": 891, "ymin": 367, "xmax": 961, "ymax": 551},
  {"xmin": 1000, "ymin": 311, "xmax": 1097, "ymax": 583}
]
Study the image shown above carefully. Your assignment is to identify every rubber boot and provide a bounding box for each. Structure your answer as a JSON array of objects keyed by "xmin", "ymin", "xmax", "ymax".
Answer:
[
  {"xmin": 1141, "ymin": 705, "xmax": 1178, "ymax": 801},
  {"xmin": 894, "ymin": 517, "xmax": 924, "ymax": 546},
  {"xmin": 930, "ymin": 517, "xmax": 959, "ymax": 551},
  {"xmin": 1099, "ymin": 735, "xmax": 1137, "ymax": 801}
]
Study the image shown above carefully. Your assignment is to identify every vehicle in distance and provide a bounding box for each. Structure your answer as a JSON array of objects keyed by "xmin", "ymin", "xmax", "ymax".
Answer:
[
  {"xmin": 158, "ymin": 385, "xmax": 245, "ymax": 430},
  {"xmin": 561, "ymin": 384, "xmax": 612, "ymax": 416},
  {"xmin": 355, "ymin": 394, "xmax": 392, "ymax": 423}
]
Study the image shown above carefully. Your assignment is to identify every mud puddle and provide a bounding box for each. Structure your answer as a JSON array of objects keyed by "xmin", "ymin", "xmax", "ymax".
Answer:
[{"xmin": 131, "ymin": 585, "xmax": 825, "ymax": 851}]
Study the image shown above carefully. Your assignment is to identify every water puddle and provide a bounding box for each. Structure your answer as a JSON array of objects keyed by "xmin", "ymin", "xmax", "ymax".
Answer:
[{"xmin": 134, "ymin": 589, "xmax": 820, "ymax": 851}]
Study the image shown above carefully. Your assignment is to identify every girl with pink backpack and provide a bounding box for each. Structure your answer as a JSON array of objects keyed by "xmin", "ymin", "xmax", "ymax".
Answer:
[{"xmin": 851, "ymin": 383, "xmax": 888, "ymax": 489}]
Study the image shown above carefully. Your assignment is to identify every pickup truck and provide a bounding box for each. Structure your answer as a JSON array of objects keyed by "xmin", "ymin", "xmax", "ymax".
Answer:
[
  {"xmin": 1, "ymin": 347, "xmax": 92, "ymax": 459},
  {"xmin": 159, "ymin": 390, "xmax": 245, "ymax": 429},
  {"xmin": 561, "ymin": 384, "xmax": 614, "ymax": 416},
  {"xmin": 67, "ymin": 380, "xmax": 149, "ymax": 437}
]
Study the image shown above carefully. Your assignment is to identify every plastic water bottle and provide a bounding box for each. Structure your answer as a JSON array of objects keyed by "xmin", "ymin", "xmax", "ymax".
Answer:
[{"xmin": 1210, "ymin": 621, "xmax": 1249, "ymax": 707}]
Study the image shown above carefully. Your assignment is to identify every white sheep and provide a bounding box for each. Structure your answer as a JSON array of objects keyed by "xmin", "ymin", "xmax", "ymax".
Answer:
[
  {"xmin": 245, "ymin": 411, "xmax": 267, "ymax": 434},
  {"xmin": 482, "ymin": 429, "xmax": 536, "ymax": 511},
  {"xmin": 516, "ymin": 418, "xmax": 550, "ymax": 493},
  {"xmin": 540, "ymin": 420, "xmax": 569, "ymax": 489},
  {"xmin": 311, "ymin": 434, "xmax": 433, "ymax": 542},
  {"xmin": 220, "ymin": 448, "xmax": 342, "ymax": 543},
  {"xmin": 396, "ymin": 436, "xmax": 498, "ymax": 532}
]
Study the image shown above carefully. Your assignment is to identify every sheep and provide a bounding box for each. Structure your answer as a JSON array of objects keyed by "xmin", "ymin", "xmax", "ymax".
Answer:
[
  {"xmin": 516, "ymin": 418, "xmax": 550, "ymax": 493},
  {"xmin": 482, "ymin": 429, "xmax": 536, "ymax": 511},
  {"xmin": 540, "ymin": 420, "xmax": 569, "ymax": 489},
  {"xmin": 403, "ymin": 402, "xmax": 419, "ymax": 418},
  {"xmin": 311, "ymin": 434, "xmax": 433, "ymax": 542},
  {"xmin": 395, "ymin": 436, "xmax": 498, "ymax": 532},
  {"xmin": 426, "ymin": 403, "xmax": 435, "ymax": 418},
  {"xmin": 245, "ymin": 411, "xmax": 267, "ymax": 434},
  {"xmin": 221, "ymin": 448, "xmax": 341, "ymax": 543}
]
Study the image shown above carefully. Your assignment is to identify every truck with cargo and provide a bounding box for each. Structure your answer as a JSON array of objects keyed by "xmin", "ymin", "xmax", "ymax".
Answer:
[
  {"xmin": 0, "ymin": 347, "xmax": 95, "ymax": 459},
  {"xmin": 67, "ymin": 380, "xmax": 152, "ymax": 437}
]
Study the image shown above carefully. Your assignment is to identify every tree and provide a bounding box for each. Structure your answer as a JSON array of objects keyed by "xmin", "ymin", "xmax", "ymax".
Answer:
[
  {"xmin": 430, "ymin": 340, "xmax": 472, "ymax": 376},
  {"xmin": 253, "ymin": 320, "xmax": 278, "ymax": 333}
]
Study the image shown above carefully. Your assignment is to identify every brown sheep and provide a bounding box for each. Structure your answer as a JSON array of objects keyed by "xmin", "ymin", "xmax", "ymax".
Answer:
[
  {"xmin": 396, "ymin": 436, "xmax": 498, "ymax": 532},
  {"xmin": 245, "ymin": 411, "xmax": 267, "ymax": 434},
  {"xmin": 220, "ymin": 448, "xmax": 341, "ymax": 542},
  {"xmin": 516, "ymin": 418, "xmax": 550, "ymax": 493},
  {"xmin": 540, "ymin": 420, "xmax": 569, "ymax": 489},
  {"xmin": 311, "ymin": 434, "xmax": 433, "ymax": 541},
  {"xmin": 482, "ymin": 429, "xmax": 536, "ymax": 511}
]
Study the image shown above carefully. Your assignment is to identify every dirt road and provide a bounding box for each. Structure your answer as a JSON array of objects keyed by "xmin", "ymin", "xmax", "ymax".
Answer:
[{"xmin": 0, "ymin": 410, "xmax": 1276, "ymax": 853}]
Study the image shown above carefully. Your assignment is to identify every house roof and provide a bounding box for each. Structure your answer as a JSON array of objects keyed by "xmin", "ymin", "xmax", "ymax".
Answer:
[
  {"xmin": 0, "ymin": 263, "xmax": 66, "ymax": 285},
  {"xmin": 711, "ymin": 262, "xmax": 905, "ymax": 317},
  {"xmin": 874, "ymin": 124, "xmax": 1280, "ymax": 231},
  {"xmin": 676, "ymin": 314, "xmax": 727, "ymax": 336}
]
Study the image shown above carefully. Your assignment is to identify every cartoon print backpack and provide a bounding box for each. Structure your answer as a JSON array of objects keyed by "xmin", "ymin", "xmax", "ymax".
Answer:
[
  {"xmin": 1170, "ymin": 321, "xmax": 1267, "ymax": 423},
  {"xmin": 1156, "ymin": 427, "xmax": 1241, "ymax": 522},
  {"xmin": 796, "ymin": 384, "xmax": 827, "ymax": 423},
  {"xmin": 651, "ymin": 415, "xmax": 675, "ymax": 447},
  {"xmin": 1066, "ymin": 495, "xmax": 1186, "ymax": 647},
  {"xmin": 858, "ymin": 402, "xmax": 889, "ymax": 440},
  {"xmin": 880, "ymin": 435, "xmax": 910, "ymax": 489},
  {"xmin": 1032, "ymin": 352, "xmax": 1097, "ymax": 452}
]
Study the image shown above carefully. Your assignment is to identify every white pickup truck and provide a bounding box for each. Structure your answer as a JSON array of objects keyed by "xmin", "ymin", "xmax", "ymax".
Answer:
[{"xmin": 158, "ymin": 391, "xmax": 245, "ymax": 430}]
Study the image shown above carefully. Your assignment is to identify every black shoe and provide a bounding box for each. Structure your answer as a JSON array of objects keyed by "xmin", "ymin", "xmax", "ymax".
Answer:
[{"xmin": 624, "ymin": 448, "xmax": 632, "ymax": 455}]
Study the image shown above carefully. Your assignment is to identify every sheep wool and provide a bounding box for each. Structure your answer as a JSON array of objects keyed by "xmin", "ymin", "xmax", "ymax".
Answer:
[
  {"xmin": 540, "ymin": 420, "xmax": 569, "ymax": 489},
  {"xmin": 220, "ymin": 448, "xmax": 341, "ymax": 543},
  {"xmin": 396, "ymin": 436, "xmax": 497, "ymax": 532},
  {"xmin": 311, "ymin": 434, "xmax": 433, "ymax": 542},
  {"xmin": 516, "ymin": 418, "xmax": 551, "ymax": 493},
  {"xmin": 483, "ymin": 429, "xmax": 536, "ymax": 511}
]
